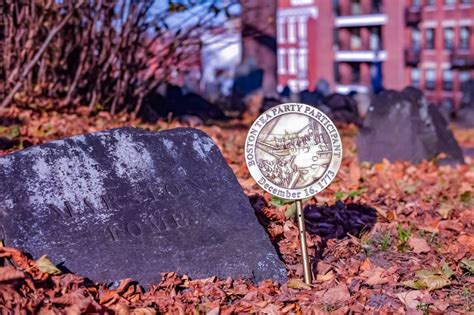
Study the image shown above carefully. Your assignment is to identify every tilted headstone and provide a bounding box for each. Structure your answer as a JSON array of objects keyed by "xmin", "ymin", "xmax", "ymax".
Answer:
[
  {"xmin": 357, "ymin": 88, "xmax": 464, "ymax": 164},
  {"xmin": 403, "ymin": 87, "xmax": 464, "ymax": 165},
  {"xmin": 0, "ymin": 127, "xmax": 287, "ymax": 285},
  {"xmin": 455, "ymin": 79, "xmax": 474, "ymax": 128}
]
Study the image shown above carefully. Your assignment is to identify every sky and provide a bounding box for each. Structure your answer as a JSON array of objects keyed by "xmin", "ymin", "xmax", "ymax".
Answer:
[{"xmin": 152, "ymin": 0, "xmax": 240, "ymax": 30}]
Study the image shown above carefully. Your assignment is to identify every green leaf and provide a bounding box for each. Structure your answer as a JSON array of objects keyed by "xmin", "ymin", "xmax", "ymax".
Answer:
[
  {"xmin": 335, "ymin": 191, "xmax": 345, "ymax": 201},
  {"xmin": 284, "ymin": 203, "xmax": 297, "ymax": 219},
  {"xmin": 460, "ymin": 259, "xmax": 474, "ymax": 274},
  {"xmin": 36, "ymin": 255, "xmax": 62, "ymax": 275},
  {"xmin": 335, "ymin": 188, "xmax": 367, "ymax": 201},
  {"xmin": 270, "ymin": 196, "xmax": 293, "ymax": 207},
  {"xmin": 347, "ymin": 187, "xmax": 368, "ymax": 198}
]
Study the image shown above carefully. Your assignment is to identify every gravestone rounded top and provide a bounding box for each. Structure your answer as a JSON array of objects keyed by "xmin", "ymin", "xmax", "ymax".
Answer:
[{"xmin": 245, "ymin": 103, "xmax": 342, "ymax": 200}]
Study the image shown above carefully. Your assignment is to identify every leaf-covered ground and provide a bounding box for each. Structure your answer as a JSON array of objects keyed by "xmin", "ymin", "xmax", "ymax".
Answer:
[{"xmin": 0, "ymin": 107, "xmax": 473, "ymax": 314}]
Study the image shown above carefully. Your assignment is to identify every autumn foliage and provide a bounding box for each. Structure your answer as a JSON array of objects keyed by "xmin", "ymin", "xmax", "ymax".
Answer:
[{"xmin": 0, "ymin": 108, "xmax": 473, "ymax": 313}]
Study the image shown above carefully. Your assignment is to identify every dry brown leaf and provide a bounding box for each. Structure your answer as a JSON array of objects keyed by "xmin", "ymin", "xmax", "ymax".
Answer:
[
  {"xmin": 322, "ymin": 284, "xmax": 350, "ymax": 305},
  {"xmin": 349, "ymin": 161, "xmax": 361, "ymax": 184},
  {"xmin": 408, "ymin": 237, "xmax": 431, "ymax": 254},
  {"xmin": 397, "ymin": 290, "xmax": 427, "ymax": 310},
  {"xmin": 131, "ymin": 307, "xmax": 157, "ymax": 315},
  {"xmin": 362, "ymin": 267, "xmax": 388, "ymax": 286},
  {"xmin": 316, "ymin": 271, "xmax": 335, "ymax": 282},
  {"xmin": 0, "ymin": 266, "xmax": 25, "ymax": 282},
  {"xmin": 287, "ymin": 278, "xmax": 311, "ymax": 290},
  {"xmin": 36, "ymin": 255, "xmax": 62, "ymax": 275}
]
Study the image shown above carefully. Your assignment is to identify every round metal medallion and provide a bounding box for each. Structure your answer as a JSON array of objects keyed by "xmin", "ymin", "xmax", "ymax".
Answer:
[{"xmin": 245, "ymin": 103, "xmax": 342, "ymax": 200}]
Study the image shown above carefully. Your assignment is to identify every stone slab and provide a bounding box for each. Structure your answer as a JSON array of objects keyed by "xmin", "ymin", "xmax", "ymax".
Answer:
[{"xmin": 0, "ymin": 127, "xmax": 287, "ymax": 285}]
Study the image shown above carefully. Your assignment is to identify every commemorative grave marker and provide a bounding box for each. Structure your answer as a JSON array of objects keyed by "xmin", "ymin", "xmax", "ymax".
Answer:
[
  {"xmin": 0, "ymin": 127, "xmax": 287, "ymax": 285},
  {"xmin": 245, "ymin": 103, "xmax": 343, "ymax": 284}
]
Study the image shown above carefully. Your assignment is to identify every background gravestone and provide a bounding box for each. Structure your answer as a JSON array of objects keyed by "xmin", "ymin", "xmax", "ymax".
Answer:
[
  {"xmin": 0, "ymin": 127, "xmax": 287, "ymax": 285},
  {"xmin": 357, "ymin": 88, "xmax": 464, "ymax": 164},
  {"xmin": 454, "ymin": 79, "xmax": 474, "ymax": 128}
]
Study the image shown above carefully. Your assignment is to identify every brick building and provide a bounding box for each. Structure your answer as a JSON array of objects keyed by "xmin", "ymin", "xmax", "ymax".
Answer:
[{"xmin": 277, "ymin": 0, "xmax": 474, "ymax": 107}]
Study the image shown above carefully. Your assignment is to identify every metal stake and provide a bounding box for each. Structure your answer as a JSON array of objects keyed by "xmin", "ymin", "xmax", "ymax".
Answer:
[{"xmin": 296, "ymin": 199, "xmax": 312, "ymax": 285}]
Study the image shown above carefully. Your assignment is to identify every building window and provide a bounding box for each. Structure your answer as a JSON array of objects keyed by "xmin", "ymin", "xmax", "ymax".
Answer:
[
  {"xmin": 444, "ymin": 0, "xmax": 456, "ymax": 5},
  {"xmin": 425, "ymin": 69, "xmax": 436, "ymax": 90},
  {"xmin": 287, "ymin": 17, "xmax": 296, "ymax": 43},
  {"xmin": 459, "ymin": 70, "xmax": 471, "ymax": 83},
  {"xmin": 411, "ymin": 28, "xmax": 422, "ymax": 49},
  {"xmin": 411, "ymin": 68, "xmax": 421, "ymax": 87},
  {"xmin": 426, "ymin": 28, "xmax": 435, "ymax": 49},
  {"xmin": 297, "ymin": 17, "xmax": 307, "ymax": 41},
  {"xmin": 427, "ymin": 0, "xmax": 436, "ymax": 5},
  {"xmin": 277, "ymin": 49, "xmax": 286, "ymax": 74},
  {"xmin": 288, "ymin": 48, "xmax": 297, "ymax": 74},
  {"xmin": 460, "ymin": 71, "xmax": 471, "ymax": 89},
  {"xmin": 350, "ymin": 63, "xmax": 361, "ymax": 83},
  {"xmin": 350, "ymin": 28, "xmax": 362, "ymax": 50},
  {"xmin": 372, "ymin": 0, "xmax": 382, "ymax": 13},
  {"xmin": 334, "ymin": 62, "xmax": 340, "ymax": 83},
  {"xmin": 277, "ymin": 20, "xmax": 285, "ymax": 43},
  {"xmin": 460, "ymin": 26, "xmax": 470, "ymax": 49},
  {"xmin": 444, "ymin": 27, "xmax": 455, "ymax": 49},
  {"xmin": 370, "ymin": 27, "xmax": 382, "ymax": 50},
  {"xmin": 333, "ymin": 0, "xmax": 341, "ymax": 16},
  {"xmin": 298, "ymin": 48, "xmax": 308, "ymax": 72},
  {"xmin": 443, "ymin": 69, "xmax": 453, "ymax": 90},
  {"xmin": 351, "ymin": 0, "xmax": 362, "ymax": 15}
]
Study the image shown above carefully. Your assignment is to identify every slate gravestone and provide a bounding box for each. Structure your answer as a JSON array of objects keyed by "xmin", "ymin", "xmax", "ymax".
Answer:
[
  {"xmin": 455, "ymin": 79, "xmax": 474, "ymax": 128},
  {"xmin": 323, "ymin": 93, "xmax": 361, "ymax": 126},
  {"xmin": 357, "ymin": 89, "xmax": 464, "ymax": 164},
  {"xmin": 0, "ymin": 127, "xmax": 287, "ymax": 285}
]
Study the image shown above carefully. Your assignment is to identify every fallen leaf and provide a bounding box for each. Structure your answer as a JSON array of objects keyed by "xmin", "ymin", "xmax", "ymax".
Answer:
[
  {"xmin": 397, "ymin": 290, "xmax": 427, "ymax": 310},
  {"xmin": 349, "ymin": 161, "xmax": 361, "ymax": 183},
  {"xmin": 403, "ymin": 270, "xmax": 450, "ymax": 291},
  {"xmin": 322, "ymin": 284, "xmax": 350, "ymax": 305},
  {"xmin": 460, "ymin": 259, "xmax": 474, "ymax": 274},
  {"xmin": 438, "ymin": 202, "xmax": 453, "ymax": 219},
  {"xmin": 408, "ymin": 237, "xmax": 431, "ymax": 254},
  {"xmin": 36, "ymin": 255, "xmax": 61, "ymax": 275},
  {"xmin": 362, "ymin": 267, "xmax": 389, "ymax": 286},
  {"xmin": 0, "ymin": 266, "xmax": 25, "ymax": 282},
  {"xmin": 287, "ymin": 278, "xmax": 311, "ymax": 290},
  {"xmin": 316, "ymin": 271, "xmax": 335, "ymax": 282}
]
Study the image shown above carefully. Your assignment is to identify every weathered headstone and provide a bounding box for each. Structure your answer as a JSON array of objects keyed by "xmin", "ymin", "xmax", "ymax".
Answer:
[
  {"xmin": 0, "ymin": 127, "xmax": 287, "ymax": 285},
  {"xmin": 454, "ymin": 79, "xmax": 474, "ymax": 128},
  {"xmin": 357, "ymin": 88, "xmax": 464, "ymax": 164},
  {"xmin": 323, "ymin": 93, "xmax": 361, "ymax": 126}
]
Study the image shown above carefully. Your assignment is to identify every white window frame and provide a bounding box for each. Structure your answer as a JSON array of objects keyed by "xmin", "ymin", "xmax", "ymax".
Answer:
[
  {"xmin": 277, "ymin": 18, "xmax": 286, "ymax": 43},
  {"xmin": 278, "ymin": 49, "xmax": 287, "ymax": 74},
  {"xmin": 288, "ymin": 48, "xmax": 297, "ymax": 74},
  {"xmin": 287, "ymin": 17, "xmax": 296, "ymax": 43},
  {"xmin": 297, "ymin": 16, "xmax": 307, "ymax": 41},
  {"xmin": 298, "ymin": 48, "xmax": 308, "ymax": 72}
]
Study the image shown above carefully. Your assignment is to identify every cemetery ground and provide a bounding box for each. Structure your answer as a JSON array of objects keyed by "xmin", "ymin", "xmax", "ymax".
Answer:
[{"xmin": 0, "ymin": 107, "xmax": 473, "ymax": 314}]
